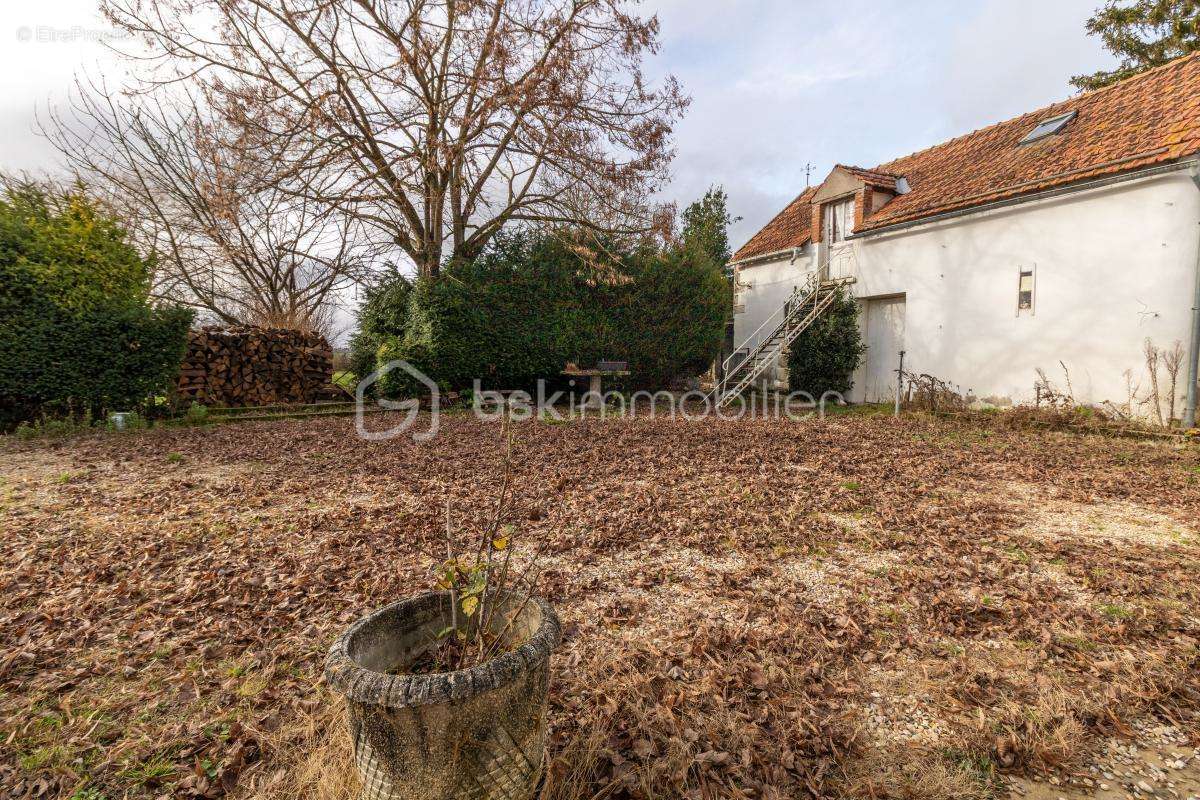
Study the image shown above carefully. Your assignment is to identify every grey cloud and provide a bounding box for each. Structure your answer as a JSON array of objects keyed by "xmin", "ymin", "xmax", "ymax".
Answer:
[{"xmin": 646, "ymin": 0, "xmax": 1116, "ymax": 251}]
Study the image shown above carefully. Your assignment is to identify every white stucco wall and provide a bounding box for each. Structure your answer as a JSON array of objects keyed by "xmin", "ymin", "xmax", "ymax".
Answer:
[
  {"xmin": 731, "ymin": 245, "xmax": 814, "ymax": 387},
  {"xmin": 732, "ymin": 170, "xmax": 1200, "ymax": 409}
]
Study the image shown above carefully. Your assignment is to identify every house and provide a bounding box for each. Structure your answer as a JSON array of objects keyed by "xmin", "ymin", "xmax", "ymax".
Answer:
[{"xmin": 727, "ymin": 53, "xmax": 1200, "ymax": 421}]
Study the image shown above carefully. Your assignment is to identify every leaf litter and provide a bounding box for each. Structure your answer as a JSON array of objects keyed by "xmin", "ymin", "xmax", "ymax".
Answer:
[{"xmin": 0, "ymin": 414, "xmax": 1197, "ymax": 799}]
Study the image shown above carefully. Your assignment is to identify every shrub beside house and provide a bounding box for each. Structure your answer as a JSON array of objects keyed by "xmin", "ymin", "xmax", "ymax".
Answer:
[{"xmin": 787, "ymin": 287, "xmax": 867, "ymax": 400}]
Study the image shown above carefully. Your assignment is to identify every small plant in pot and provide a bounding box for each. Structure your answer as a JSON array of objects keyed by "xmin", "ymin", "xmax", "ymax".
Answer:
[{"xmin": 326, "ymin": 440, "xmax": 560, "ymax": 800}]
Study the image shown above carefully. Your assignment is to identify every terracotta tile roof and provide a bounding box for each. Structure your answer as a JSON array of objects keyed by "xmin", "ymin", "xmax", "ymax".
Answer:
[
  {"xmin": 732, "ymin": 186, "xmax": 818, "ymax": 262},
  {"xmin": 839, "ymin": 165, "xmax": 900, "ymax": 190},
  {"xmin": 860, "ymin": 53, "xmax": 1200, "ymax": 232},
  {"xmin": 734, "ymin": 52, "xmax": 1200, "ymax": 258}
]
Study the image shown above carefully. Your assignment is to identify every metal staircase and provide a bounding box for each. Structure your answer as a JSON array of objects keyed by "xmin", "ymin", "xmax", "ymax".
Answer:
[{"xmin": 711, "ymin": 267, "xmax": 853, "ymax": 408}]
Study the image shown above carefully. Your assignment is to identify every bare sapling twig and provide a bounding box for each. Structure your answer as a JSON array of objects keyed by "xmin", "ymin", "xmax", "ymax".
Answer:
[
  {"xmin": 1059, "ymin": 361, "xmax": 1077, "ymax": 405},
  {"xmin": 475, "ymin": 417, "xmax": 514, "ymax": 658},
  {"xmin": 1162, "ymin": 341, "xmax": 1185, "ymax": 426},
  {"xmin": 1144, "ymin": 338, "xmax": 1163, "ymax": 427},
  {"xmin": 1033, "ymin": 367, "xmax": 1074, "ymax": 410},
  {"xmin": 899, "ymin": 370, "xmax": 966, "ymax": 412},
  {"xmin": 445, "ymin": 499, "xmax": 458, "ymax": 640},
  {"xmin": 426, "ymin": 417, "xmax": 541, "ymax": 674},
  {"xmin": 1106, "ymin": 368, "xmax": 1140, "ymax": 422},
  {"xmin": 479, "ymin": 561, "xmax": 547, "ymax": 665}
]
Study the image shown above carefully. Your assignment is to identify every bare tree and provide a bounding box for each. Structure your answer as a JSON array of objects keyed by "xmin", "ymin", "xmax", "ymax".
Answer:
[
  {"xmin": 1144, "ymin": 337, "xmax": 1163, "ymax": 426},
  {"xmin": 99, "ymin": 0, "xmax": 689, "ymax": 280},
  {"xmin": 44, "ymin": 82, "xmax": 368, "ymax": 334},
  {"xmin": 1162, "ymin": 340, "xmax": 1185, "ymax": 426}
]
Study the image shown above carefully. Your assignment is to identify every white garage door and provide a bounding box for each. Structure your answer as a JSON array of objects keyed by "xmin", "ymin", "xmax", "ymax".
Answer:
[{"xmin": 858, "ymin": 296, "xmax": 906, "ymax": 404}]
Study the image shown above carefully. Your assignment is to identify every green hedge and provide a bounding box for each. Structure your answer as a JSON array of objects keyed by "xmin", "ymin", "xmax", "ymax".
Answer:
[
  {"xmin": 0, "ymin": 181, "xmax": 193, "ymax": 430},
  {"xmin": 615, "ymin": 244, "xmax": 731, "ymax": 389},
  {"xmin": 362, "ymin": 232, "xmax": 728, "ymax": 395},
  {"xmin": 348, "ymin": 270, "xmax": 412, "ymax": 384}
]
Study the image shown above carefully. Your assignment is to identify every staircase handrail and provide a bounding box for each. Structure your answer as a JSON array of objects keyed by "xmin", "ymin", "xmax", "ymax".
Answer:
[
  {"xmin": 712, "ymin": 271, "xmax": 824, "ymax": 403},
  {"xmin": 721, "ymin": 270, "xmax": 822, "ymax": 375},
  {"xmin": 721, "ymin": 285, "xmax": 797, "ymax": 375},
  {"xmin": 716, "ymin": 288, "xmax": 838, "ymax": 406}
]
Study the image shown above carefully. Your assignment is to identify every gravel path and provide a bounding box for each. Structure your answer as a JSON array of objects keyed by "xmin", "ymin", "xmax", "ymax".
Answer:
[{"xmin": 1012, "ymin": 719, "xmax": 1200, "ymax": 800}]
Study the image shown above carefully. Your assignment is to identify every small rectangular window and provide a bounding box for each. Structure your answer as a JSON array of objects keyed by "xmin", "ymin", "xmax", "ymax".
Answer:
[{"xmin": 1017, "ymin": 268, "xmax": 1035, "ymax": 314}]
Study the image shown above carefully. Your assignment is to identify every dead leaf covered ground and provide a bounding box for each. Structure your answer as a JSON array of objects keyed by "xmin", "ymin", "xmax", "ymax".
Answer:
[{"xmin": 1, "ymin": 413, "xmax": 1198, "ymax": 800}]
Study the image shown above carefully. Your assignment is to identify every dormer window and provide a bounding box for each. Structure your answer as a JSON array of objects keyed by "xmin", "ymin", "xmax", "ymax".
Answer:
[
  {"xmin": 1019, "ymin": 111, "xmax": 1076, "ymax": 145},
  {"xmin": 823, "ymin": 197, "xmax": 855, "ymax": 243}
]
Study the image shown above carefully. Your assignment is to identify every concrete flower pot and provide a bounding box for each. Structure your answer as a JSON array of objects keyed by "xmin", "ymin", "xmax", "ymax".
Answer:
[{"xmin": 326, "ymin": 592, "xmax": 562, "ymax": 800}]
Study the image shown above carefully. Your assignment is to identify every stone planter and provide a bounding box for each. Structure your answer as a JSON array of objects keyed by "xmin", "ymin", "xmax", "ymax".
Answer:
[{"xmin": 326, "ymin": 592, "xmax": 562, "ymax": 800}]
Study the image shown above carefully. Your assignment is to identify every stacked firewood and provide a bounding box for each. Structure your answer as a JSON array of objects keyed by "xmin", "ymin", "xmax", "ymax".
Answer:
[{"xmin": 176, "ymin": 326, "xmax": 334, "ymax": 407}]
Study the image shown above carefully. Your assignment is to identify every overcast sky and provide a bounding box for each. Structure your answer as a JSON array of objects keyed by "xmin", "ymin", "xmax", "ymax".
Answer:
[{"xmin": 0, "ymin": 0, "xmax": 1116, "ymax": 254}]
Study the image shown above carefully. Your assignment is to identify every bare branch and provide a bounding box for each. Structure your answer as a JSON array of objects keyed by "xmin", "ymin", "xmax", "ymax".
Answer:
[{"xmin": 99, "ymin": 0, "xmax": 689, "ymax": 278}]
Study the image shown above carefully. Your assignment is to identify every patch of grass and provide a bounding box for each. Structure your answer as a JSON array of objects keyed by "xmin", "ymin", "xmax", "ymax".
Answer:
[
  {"xmin": 183, "ymin": 404, "xmax": 209, "ymax": 427},
  {"xmin": 166, "ymin": 452, "xmax": 184, "ymax": 464},
  {"xmin": 240, "ymin": 700, "xmax": 358, "ymax": 800},
  {"xmin": 15, "ymin": 416, "xmax": 92, "ymax": 440},
  {"xmin": 31, "ymin": 710, "xmax": 66, "ymax": 733},
  {"xmin": 933, "ymin": 640, "xmax": 966, "ymax": 657},
  {"xmin": 237, "ymin": 673, "xmax": 270, "ymax": 698},
  {"xmin": 207, "ymin": 521, "xmax": 236, "ymax": 541},
  {"xmin": 222, "ymin": 660, "xmax": 249, "ymax": 678},
  {"xmin": 1004, "ymin": 545, "xmax": 1030, "ymax": 563},
  {"xmin": 20, "ymin": 744, "xmax": 71, "ymax": 772},
  {"xmin": 69, "ymin": 789, "xmax": 107, "ymax": 800},
  {"xmin": 941, "ymin": 747, "xmax": 999, "ymax": 792},
  {"xmin": 119, "ymin": 757, "xmax": 176, "ymax": 786},
  {"xmin": 1057, "ymin": 635, "xmax": 1098, "ymax": 652},
  {"xmin": 848, "ymin": 745, "xmax": 1002, "ymax": 800},
  {"xmin": 1099, "ymin": 603, "xmax": 1133, "ymax": 620},
  {"xmin": 841, "ymin": 480, "xmax": 861, "ymax": 491}
]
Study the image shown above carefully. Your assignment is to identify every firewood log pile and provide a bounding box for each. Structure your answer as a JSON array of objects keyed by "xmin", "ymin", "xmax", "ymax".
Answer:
[{"xmin": 176, "ymin": 326, "xmax": 334, "ymax": 407}]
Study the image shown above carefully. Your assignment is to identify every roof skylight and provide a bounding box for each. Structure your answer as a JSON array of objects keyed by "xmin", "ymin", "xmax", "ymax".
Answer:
[{"xmin": 1019, "ymin": 111, "xmax": 1077, "ymax": 145}]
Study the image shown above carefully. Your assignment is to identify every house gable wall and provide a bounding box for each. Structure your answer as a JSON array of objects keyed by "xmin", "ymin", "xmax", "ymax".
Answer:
[
  {"xmin": 732, "ymin": 171, "xmax": 1200, "ymax": 409},
  {"xmin": 811, "ymin": 169, "xmax": 863, "ymax": 204}
]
